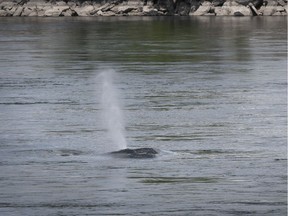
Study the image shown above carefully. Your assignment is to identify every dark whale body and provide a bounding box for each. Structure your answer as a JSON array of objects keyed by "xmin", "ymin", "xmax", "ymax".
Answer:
[{"xmin": 110, "ymin": 148, "xmax": 158, "ymax": 159}]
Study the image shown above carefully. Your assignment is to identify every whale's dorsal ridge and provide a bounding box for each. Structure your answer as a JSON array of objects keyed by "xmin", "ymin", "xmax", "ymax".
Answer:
[{"xmin": 110, "ymin": 148, "xmax": 158, "ymax": 159}]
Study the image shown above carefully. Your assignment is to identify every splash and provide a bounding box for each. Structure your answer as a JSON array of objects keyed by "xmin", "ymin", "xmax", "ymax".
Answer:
[{"xmin": 99, "ymin": 69, "xmax": 127, "ymax": 151}]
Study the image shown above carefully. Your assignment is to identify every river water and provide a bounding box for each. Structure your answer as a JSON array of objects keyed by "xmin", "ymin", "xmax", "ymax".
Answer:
[{"xmin": 0, "ymin": 17, "xmax": 287, "ymax": 216}]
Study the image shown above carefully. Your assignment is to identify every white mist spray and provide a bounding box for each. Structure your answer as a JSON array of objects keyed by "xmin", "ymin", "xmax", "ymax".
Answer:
[{"xmin": 100, "ymin": 69, "xmax": 127, "ymax": 151}]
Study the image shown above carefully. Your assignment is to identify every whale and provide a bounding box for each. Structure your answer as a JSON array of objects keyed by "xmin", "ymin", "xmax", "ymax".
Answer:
[{"xmin": 110, "ymin": 148, "xmax": 158, "ymax": 159}]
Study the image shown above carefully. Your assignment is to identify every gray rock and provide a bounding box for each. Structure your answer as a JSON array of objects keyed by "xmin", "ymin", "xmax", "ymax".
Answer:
[
  {"xmin": 44, "ymin": 6, "xmax": 70, "ymax": 16},
  {"xmin": 214, "ymin": 6, "xmax": 230, "ymax": 15},
  {"xmin": 28, "ymin": 10, "xmax": 38, "ymax": 16},
  {"xmin": 112, "ymin": 5, "xmax": 138, "ymax": 14},
  {"xmin": 56, "ymin": 1, "xmax": 67, "ymax": 6},
  {"xmin": 0, "ymin": 0, "xmax": 286, "ymax": 16},
  {"xmin": 259, "ymin": 6, "xmax": 277, "ymax": 15},
  {"xmin": 248, "ymin": 2, "xmax": 261, "ymax": 15},
  {"xmin": 232, "ymin": 6, "xmax": 252, "ymax": 15},
  {"xmin": 67, "ymin": 2, "xmax": 77, "ymax": 8},
  {"xmin": 0, "ymin": 1, "xmax": 16, "ymax": 10},
  {"xmin": 97, "ymin": 2, "xmax": 115, "ymax": 12},
  {"xmin": 101, "ymin": 11, "xmax": 116, "ymax": 16},
  {"xmin": 276, "ymin": 6, "xmax": 285, "ymax": 12},
  {"xmin": 0, "ymin": 9, "xmax": 10, "ymax": 16},
  {"xmin": 13, "ymin": 6, "xmax": 24, "ymax": 16},
  {"xmin": 142, "ymin": 5, "xmax": 160, "ymax": 15},
  {"xmin": 263, "ymin": 5, "xmax": 287, "ymax": 15},
  {"xmin": 272, "ymin": 11, "xmax": 282, "ymax": 15},
  {"xmin": 96, "ymin": 9, "xmax": 103, "ymax": 15},
  {"xmin": 21, "ymin": 7, "xmax": 35, "ymax": 16},
  {"xmin": 74, "ymin": 5, "xmax": 96, "ymax": 16},
  {"xmin": 61, "ymin": 8, "xmax": 77, "ymax": 16},
  {"xmin": 190, "ymin": 1, "xmax": 212, "ymax": 15},
  {"xmin": 7, "ymin": 5, "xmax": 17, "ymax": 15},
  {"xmin": 222, "ymin": 1, "xmax": 253, "ymax": 15},
  {"xmin": 234, "ymin": 11, "xmax": 245, "ymax": 15},
  {"xmin": 276, "ymin": 0, "xmax": 286, "ymax": 6},
  {"xmin": 37, "ymin": 9, "xmax": 45, "ymax": 16}
]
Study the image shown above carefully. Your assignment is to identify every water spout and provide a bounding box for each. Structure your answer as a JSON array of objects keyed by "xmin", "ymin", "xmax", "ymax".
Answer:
[
  {"xmin": 100, "ymin": 69, "xmax": 127, "ymax": 151},
  {"xmin": 99, "ymin": 69, "xmax": 158, "ymax": 159}
]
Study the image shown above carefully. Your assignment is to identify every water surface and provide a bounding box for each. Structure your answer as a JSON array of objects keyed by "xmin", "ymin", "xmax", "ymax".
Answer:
[{"xmin": 0, "ymin": 16, "xmax": 287, "ymax": 215}]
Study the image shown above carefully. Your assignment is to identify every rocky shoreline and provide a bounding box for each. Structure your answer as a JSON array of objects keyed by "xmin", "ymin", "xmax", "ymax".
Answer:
[{"xmin": 0, "ymin": 0, "xmax": 287, "ymax": 17}]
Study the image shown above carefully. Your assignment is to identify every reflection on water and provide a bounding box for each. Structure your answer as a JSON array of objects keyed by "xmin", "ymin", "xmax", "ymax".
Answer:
[{"xmin": 0, "ymin": 17, "xmax": 287, "ymax": 215}]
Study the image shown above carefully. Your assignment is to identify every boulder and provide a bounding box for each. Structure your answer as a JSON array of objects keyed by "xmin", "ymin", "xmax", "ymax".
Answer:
[
  {"xmin": 0, "ymin": 0, "xmax": 286, "ymax": 16},
  {"xmin": 97, "ymin": 3, "xmax": 115, "ymax": 12},
  {"xmin": 231, "ymin": 6, "xmax": 252, "ymax": 15},
  {"xmin": 276, "ymin": 0, "xmax": 286, "ymax": 6},
  {"xmin": 0, "ymin": 1, "xmax": 16, "ymax": 10},
  {"xmin": 142, "ymin": 5, "xmax": 160, "ymax": 15},
  {"xmin": 113, "ymin": 5, "xmax": 138, "ymax": 14},
  {"xmin": 56, "ymin": 1, "xmax": 68, "ymax": 6},
  {"xmin": 37, "ymin": 9, "xmax": 45, "ymax": 16},
  {"xmin": 190, "ymin": 1, "xmax": 212, "ymax": 15},
  {"xmin": 222, "ymin": 1, "xmax": 253, "ymax": 15},
  {"xmin": 61, "ymin": 8, "xmax": 77, "ymax": 16},
  {"xmin": 248, "ymin": 2, "xmax": 260, "ymax": 15},
  {"xmin": 0, "ymin": 1, "xmax": 16, "ymax": 16},
  {"xmin": 28, "ymin": 10, "xmax": 38, "ymax": 16},
  {"xmin": 8, "ymin": 5, "xmax": 18, "ymax": 16},
  {"xmin": 259, "ymin": 6, "xmax": 277, "ymax": 15},
  {"xmin": 13, "ymin": 6, "xmax": 24, "ymax": 16},
  {"xmin": 67, "ymin": 2, "xmax": 77, "ymax": 8},
  {"xmin": 101, "ymin": 11, "xmax": 116, "ymax": 16},
  {"xmin": 96, "ymin": 8, "xmax": 116, "ymax": 16},
  {"xmin": 275, "ymin": 6, "xmax": 286, "ymax": 12},
  {"xmin": 44, "ymin": 6, "xmax": 70, "ymax": 16},
  {"xmin": 21, "ymin": 7, "xmax": 35, "ymax": 16},
  {"xmin": 0, "ymin": 9, "xmax": 10, "ymax": 16},
  {"xmin": 214, "ymin": 6, "xmax": 230, "ymax": 15},
  {"xmin": 96, "ymin": 9, "xmax": 103, "ymax": 15},
  {"xmin": 272, "ymin": 11, "xmax": 281, "ymax": 15},
  {"xmin": 260, "ymin": 5, "xmax": 287, "ymax": 15},
  {"xmin": 86, "ymin": 5, "xmax": 97, "ymax": 15},
  {"xmin": 74, "ymin": 5, "xmax": 96, "ymax": 16}
]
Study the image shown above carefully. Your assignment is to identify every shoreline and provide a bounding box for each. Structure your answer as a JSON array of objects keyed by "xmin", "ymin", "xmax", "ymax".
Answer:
[{"xmin": 0, "ymin": 0, "xmax": 287, "ymax": 17}]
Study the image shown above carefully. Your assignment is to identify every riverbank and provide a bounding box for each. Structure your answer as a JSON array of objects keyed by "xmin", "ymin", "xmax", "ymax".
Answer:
[{"xmin": 0, "ymin": 0, "xmax": 287, "ymax": 17}]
